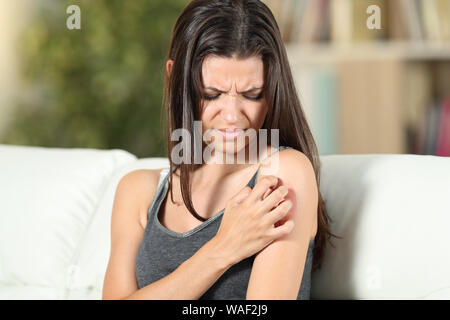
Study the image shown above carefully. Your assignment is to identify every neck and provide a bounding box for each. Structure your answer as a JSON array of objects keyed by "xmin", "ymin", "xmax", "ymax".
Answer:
[{"xmin": 191, "ymin": 143, "xmax": 273, "ymax": 185}]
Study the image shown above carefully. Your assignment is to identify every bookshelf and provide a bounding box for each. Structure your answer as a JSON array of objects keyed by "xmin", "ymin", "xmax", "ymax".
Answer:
[
  {"xmin": 263, "ymin": 0, "xmax": 450, "ymax": 156},
  {"xmin": 287, "ymin": 41, "xmax": 450, "ymax": 62}
]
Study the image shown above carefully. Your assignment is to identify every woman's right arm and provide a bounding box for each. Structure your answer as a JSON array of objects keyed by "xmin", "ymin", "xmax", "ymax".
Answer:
[
  {"xmin": 102, "ymin": 170, "xmax": 293, "ymax": 300},
  {"xmin": 102, "ymin": 169, "xmax": 232, "ymax": 300}
]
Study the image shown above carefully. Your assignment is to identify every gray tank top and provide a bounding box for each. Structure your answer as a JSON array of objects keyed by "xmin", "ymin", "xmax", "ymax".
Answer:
[{"xmin": 135, "ymin": 146, "xmax": 315, "ymax": 299}]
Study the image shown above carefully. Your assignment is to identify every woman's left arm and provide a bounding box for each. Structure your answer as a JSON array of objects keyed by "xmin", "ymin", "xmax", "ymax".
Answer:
[{"xmin": 246, "ymin": 149, "xmax": 319, "ymax": 299}]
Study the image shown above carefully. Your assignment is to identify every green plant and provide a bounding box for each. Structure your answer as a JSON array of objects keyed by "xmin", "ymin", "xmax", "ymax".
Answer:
[{"xmin": 2, "ymin": 0, "xmax": 188, "ymax": 157}]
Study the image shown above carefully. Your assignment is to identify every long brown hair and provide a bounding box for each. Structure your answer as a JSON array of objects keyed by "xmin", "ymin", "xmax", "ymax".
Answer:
[{"xmin": 162, "ymin": 0, "xmax": 340, "ymax": 273}]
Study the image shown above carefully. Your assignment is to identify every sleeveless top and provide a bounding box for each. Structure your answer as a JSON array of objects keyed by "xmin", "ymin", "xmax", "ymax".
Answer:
[{"xmin": 135, "ymin": 146, "xmax": 315, "ymax": 299}]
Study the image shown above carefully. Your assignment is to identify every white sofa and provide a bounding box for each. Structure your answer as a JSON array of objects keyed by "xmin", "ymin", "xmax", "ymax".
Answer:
[{"xmin": 0, "ymin": 144, "xmax": 449, "ymax": 300}]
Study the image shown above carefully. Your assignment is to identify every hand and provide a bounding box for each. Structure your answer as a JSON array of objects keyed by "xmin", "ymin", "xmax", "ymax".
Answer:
[{"xmin": 212, "ymin": 175, "xmax": 294, "ymax": 266}]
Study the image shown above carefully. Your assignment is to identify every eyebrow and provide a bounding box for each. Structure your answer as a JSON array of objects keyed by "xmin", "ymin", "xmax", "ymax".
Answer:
[{"xmin": 203, "ymin": 86, "xmax": 264, "ymax": 94}]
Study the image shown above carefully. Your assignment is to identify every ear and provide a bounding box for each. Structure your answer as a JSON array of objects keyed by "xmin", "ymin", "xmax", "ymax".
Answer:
[{"xmin": 166, "ymin": 59, "xmax": 174, "ymax": 78}]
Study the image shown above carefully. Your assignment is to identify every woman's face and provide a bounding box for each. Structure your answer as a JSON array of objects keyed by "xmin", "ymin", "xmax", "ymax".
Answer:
[{"xmin": 199, "ymin": 55, "xmax": 268, "ymax": 158}]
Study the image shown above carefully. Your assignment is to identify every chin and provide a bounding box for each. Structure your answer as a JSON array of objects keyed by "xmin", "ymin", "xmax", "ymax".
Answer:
[
  {"xmin": 215, "ymin": 137, "xmax": 259, "ymax": 164},
  {"xmin": 202, "ymin": 128, "xmax": 260, "ymax": 164},
  {"xmin": 217, "ymin": 140, "xmax": 247, "ymax": 155}
]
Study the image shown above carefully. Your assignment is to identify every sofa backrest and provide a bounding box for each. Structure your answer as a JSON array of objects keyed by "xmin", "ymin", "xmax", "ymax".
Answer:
[
  {"xmin": 312, "ymin": 154, "xmax": 450, "ymax": 299},
  {"xmin": 0, "ymin": 144, "xmax": 138, "ymax": 299}
]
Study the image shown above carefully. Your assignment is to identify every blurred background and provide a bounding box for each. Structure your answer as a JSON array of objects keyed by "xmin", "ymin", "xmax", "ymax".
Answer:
[{"xmin": 0, "ymin": 0, "xmax": 449, "ymax": 158}]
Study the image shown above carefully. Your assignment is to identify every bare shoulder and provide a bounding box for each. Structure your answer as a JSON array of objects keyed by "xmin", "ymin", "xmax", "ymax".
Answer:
[
  {"xmin": 259, "ymin": 147, "xmax": 318, "ymax": 226},
  {"xmin": 259, "ymin": 147, "xmax": 316, "ymax": 182},
  {"xmin": 116, "ymin": 168, "xmax": 165, "ymax": 229},
  {"xmin": 117, "ymin": 168, "xmax": 163, "ymax": 199}
]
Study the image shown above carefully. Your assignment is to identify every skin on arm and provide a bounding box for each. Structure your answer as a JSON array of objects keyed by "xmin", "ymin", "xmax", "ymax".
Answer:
[
  {"xmin": 102, "ymin": 169, "xmax": 161, "ymax": 300},
  {"xmin": 246, "ymin": 149, "xmax": 318, "ymax": 299}
]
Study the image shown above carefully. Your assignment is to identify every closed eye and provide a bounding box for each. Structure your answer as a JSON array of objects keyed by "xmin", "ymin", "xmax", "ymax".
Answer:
[
  {"xmin": 203, "ymin": 93, "xmax": 263, "ymax": 101},
  {"xmin": 203, "ymin": 94, "xmax": 220, "ymax": 101}
]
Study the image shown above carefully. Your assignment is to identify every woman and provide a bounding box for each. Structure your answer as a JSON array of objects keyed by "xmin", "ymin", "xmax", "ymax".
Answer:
[{"xmin": 102, "ymin": 0, "xmax": 337, "ymax": 300}]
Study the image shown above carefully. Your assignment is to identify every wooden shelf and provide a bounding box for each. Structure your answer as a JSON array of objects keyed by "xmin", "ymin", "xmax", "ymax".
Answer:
[{"xmin": 286, "ymin": 41, "xmax": 450, "ymax": 64}]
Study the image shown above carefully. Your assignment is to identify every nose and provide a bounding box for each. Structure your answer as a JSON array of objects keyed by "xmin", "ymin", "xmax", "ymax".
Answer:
[{"xmin": 220, "ymin": 93, "xmax": 242, "ymax": 124}]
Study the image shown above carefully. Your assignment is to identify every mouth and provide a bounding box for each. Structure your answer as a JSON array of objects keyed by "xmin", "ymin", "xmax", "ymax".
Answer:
[{"xmin": 215, "ymin": 128, "xmax": 245, "ymax": 140}]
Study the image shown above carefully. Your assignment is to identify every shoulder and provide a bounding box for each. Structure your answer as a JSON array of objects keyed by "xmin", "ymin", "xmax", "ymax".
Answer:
[
  {"xmin": 259, "ymin": 147, "xmax": 318, "ymax": 224},
  {"xmin": 259, "ymin": 147, "xmax": 316, "ymax": 185},
  {"xmin": 115, "ymin": 168, "xmax": 166, "ymax": 227},
  {"xmin": 117, "ymin": 168, "xmax": 163, "ymax": 197},
  {"xmin": 278, "ymin": 147, "xmax": 314, "ymax": 172}
]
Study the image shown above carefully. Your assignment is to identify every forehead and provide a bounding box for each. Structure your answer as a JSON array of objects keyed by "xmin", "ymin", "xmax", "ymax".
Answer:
[{"xmin": 201, "ymin": 55, "xmax": 264, "ymax": 89}]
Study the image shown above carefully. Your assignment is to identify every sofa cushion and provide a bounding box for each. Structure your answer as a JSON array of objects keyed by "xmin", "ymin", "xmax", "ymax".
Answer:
[
  {"xmin": 312, "ymin": 154, "xmax": 450, "ymax": 299},
  {"xmin": 0, "ymin": 144, "xmax": 136, "ymax": 299},
  {"xmin": 69, "ymin": 158, "xmax": 169, "ymax": 299}
]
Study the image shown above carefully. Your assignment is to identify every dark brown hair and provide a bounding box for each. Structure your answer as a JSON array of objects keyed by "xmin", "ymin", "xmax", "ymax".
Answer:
[{"xmin": 162, "ymin": 0, "xmax": 340, "ymax": 273}]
